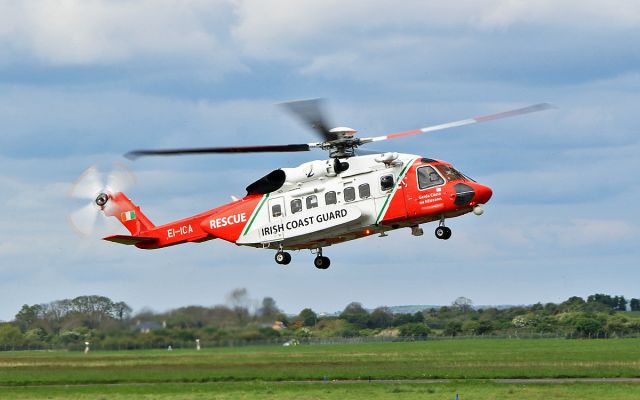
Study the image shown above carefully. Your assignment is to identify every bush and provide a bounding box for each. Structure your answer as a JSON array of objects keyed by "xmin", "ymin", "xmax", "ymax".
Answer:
[
  {"xmin": 399, "ymin": 323, "xmax": 430, "ymax": 338},
  {"xmin": 444, "ymin": 321, "xmax": 462, "ymax": 336},
  {"xmin": 574, "ymin": 316, "xmax": 605, "ymax": 337}
]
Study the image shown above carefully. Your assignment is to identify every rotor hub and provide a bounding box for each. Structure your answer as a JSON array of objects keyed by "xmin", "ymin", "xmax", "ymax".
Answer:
[{"xmin": 95, "ymin": 193, "xmax": 109, "ymax": 207}]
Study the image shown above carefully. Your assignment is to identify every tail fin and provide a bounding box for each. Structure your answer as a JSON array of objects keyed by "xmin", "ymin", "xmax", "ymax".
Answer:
[{"xmin": 104, "ymin": 192, "xmax": 155, "ymax": 235}]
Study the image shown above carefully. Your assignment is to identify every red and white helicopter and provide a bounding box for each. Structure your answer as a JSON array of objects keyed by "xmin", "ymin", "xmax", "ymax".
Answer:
[{"xmin": 71, "ymin": 100, "xmax": 552, "ymax": 269}]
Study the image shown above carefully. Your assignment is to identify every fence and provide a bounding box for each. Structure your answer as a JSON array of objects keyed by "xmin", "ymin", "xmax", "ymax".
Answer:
[{"xmin": 2, "ymin": 331, "xmax": 640, "ymax": 352}]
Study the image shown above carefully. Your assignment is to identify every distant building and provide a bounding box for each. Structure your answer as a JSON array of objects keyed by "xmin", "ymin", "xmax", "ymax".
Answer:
[
  {"xmin": 136, "ymin": 320, "xmax": 164, "ymax": 333},
  {"xmin": 272, "ymin": 321, "xmax": 286, "ymax": 331}
]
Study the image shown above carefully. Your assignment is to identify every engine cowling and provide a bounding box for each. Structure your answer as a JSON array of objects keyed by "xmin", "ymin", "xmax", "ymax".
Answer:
[{"xmin": 280, "ymin": 159, "xmax": 336, "ymax": 185}]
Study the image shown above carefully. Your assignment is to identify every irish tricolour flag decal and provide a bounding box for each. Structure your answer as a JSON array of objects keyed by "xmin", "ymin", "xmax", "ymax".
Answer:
[{"xmin": 121, "ymin": 210, "xmax": 136, "ymax": 222}]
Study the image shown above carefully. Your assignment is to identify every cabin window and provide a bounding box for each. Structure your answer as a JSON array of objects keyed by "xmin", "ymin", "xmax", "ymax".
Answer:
[
  {"xmin": 291, "ymin": 199, "xmax": 302, "ymax": 214},
  {"xmin": 344, "ymin": 187, "xmax": 356, "ymax": 202},
  {"xmin": 380, "ymin": 174, "xmax": 394, "ymax": 191},
  {"xmin": 325, "ymin": 191, "xmax": 337, "ymax": 205},
  {"xmin": 358, "ymin": 183, "xmax": 371, "ymax": 199},
  {"xmin": 306, "ymin": 195, "xmax": 318, "ymax": 209},
  {"xmin": 417, "ymin": 166, "xmax": 445, "ymax": 189},
  {"xmin": 271, "ymin": 204, "xmax": 282, "ymax": 217}
]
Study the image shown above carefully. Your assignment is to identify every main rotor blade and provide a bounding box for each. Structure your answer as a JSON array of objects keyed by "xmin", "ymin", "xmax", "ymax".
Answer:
[
  {"xmin": 125, "ymin": 144, "xmax": 311, "ymax": 160},
  {"xmin": 279, "ymin": 98, "xmax": 338, "ymax": 142},
  {"xmin": 360, "ymin": 103, "xmax": 555, "ymax": 144}
]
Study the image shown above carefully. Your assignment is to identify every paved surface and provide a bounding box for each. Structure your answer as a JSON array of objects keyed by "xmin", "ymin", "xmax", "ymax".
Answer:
[
  {"xmin": 277, "ymin": 378, "xmax": 640, "ymax": 385},
  {"xmin": 3, "ymin": 377, "xmax": 640, "ymax": 388}
]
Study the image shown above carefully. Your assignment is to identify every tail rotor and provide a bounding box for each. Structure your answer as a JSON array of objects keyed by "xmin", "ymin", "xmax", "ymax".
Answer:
[{"xmin": 69, "ymin": 164, "xmax": 136, "ymax": 236}]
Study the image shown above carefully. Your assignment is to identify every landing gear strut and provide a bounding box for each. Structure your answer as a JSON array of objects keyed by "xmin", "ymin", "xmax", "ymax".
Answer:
[
  {"xmin": 313, "ymin": 248, "xmax": 331, "ymax": 270},
  {"xmin": 275, "ymin": 246, "xmax": 291, "ymax": 265},
  {"xmin": 435, "ymin": 216, "xmax": 452, "ymax": 240}
]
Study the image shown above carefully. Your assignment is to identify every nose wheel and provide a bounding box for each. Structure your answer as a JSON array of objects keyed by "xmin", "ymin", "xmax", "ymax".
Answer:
[{"xmin": 275, "ymin": 251, "xmax": 291, "ymax": 265}]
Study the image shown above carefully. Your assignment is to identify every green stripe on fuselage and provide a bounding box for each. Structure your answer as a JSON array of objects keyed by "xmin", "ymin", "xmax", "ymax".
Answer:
[
  {"xmin": 243, "ymin": 193, "xmax": 270, "ymax": 236},
  {"xmin": 375, "ymin": 158, "xmax": 415, "ymax": 224}
]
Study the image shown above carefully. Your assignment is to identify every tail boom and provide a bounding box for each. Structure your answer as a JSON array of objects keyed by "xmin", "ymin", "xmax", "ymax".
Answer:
[{"xmin": 102, "ymin": 192, "xmax": 214, "ymax": 249}]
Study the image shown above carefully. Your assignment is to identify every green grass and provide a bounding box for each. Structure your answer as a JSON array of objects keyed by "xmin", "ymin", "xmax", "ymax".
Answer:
[
  {"xmin": 1, "ymin": 338, "xmax": 640, "ymax": 386},
  {"xmin": 2, "ymin": 339, "xmax": 640, "ymax": 399},
  {"xmin": 2, "ymin": 382, "xmax": 640, "ymax": 400}
]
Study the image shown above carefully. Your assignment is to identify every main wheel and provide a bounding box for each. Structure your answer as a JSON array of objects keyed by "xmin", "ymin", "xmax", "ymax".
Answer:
[
  {"xmin": 314, "ymin": 256, "xmax": 330, "ymax": 269},
  {"xmin": 435, "ymin": 226, "xmax": 452, "ymax": 240},
  {"xmin": 275, "ymin": 252, "xmax": 291, "ymax": 265}
]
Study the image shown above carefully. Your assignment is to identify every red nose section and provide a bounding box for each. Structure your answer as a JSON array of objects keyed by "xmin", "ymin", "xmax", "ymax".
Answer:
[{"xmin": 475, "ymin": 184, "xmax": 493, "ymax": 204}]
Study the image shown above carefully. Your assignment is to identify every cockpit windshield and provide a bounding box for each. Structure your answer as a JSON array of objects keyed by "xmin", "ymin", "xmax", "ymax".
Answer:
[{"xmin": 435, "ymin": 164, "xmax": 473, "ymax": 182}]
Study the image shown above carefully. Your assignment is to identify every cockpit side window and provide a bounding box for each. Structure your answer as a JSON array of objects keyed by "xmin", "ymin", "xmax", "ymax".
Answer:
[
  {"xmin": 272, "ymin": 204, "xmax": 282, "ymax": 217},
  {"xmin": 417, "ymin": 166, "xmax": 445, "ymax": 189},
  {"xmin": 435, "ymin": 164, "xmax": 467, "ymax": 182}
]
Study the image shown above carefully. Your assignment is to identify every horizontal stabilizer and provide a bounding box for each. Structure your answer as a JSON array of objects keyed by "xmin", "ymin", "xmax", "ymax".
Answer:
[{"xmin": 103, "ymin": 234, "xmax": 158, "ymax": 246}]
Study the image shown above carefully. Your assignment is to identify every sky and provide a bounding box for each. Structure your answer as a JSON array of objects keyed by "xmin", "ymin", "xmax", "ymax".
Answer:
[{"xmin": 1, "ymin": 0, "xmax": 639, "ymax": 321}]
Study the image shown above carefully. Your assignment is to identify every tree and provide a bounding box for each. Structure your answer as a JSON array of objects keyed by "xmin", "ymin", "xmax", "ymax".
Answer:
[
  {"xmin": 392, "ymin": 313, "xmax": 414, "ymax": 327},
  {"xmin": 444, "ymin": 321, "xmax": 463, "ymax": 336},
  {"xmin": 298, "ymin": 308, "xmax": 318, "ymax": 327},
  {"xmin": 113, "ymin": 302, "xmax": 132, "ymax": 321},
  {"xmin": 561, "ymin": 296, "xmax": 586, "ymax": 311},
  {"xmin": 630, "ymin": 298, "xmax": 640, "ymax": 312},
  {"xmin": 574, "ymin": 316, "xmax": 605, "ymax": 337},
  {"xmin": 474, "ymin": 320, "xmax": 494, "ymax": 335},
  {"xmin": 399, "ymin": 323, "xmax": 430, "ymax": 337},
  {"xmin": 0, "ymin": 324, "xmax": 23, "ymax": 346},
  {"xmin": 586, "ymin": 293, "xmax": 619, "ymax": 311},
  {"xmin": 339, "ymin": 302, "xmax": 369, "ymax": 328},
  {"xmin": 614, "ymin": 296, "xmax": 628, "ymax": 312},
  {"xmin": 226, "ymin": 288, "xmax": 251, "ymax": 324},
  {"xmin": 258, "ymin": 297, "xmax": 280, "ymax": 320},
  {"xmin": 15, "ymin": 304, "xmax": 43, "ymax": 332},
  {"xmin": 368, "ymin": 307, "xmax": 393, "ymax": 329},
  {"xmin": 452, "ymin": 297, "xmax": 473, "ymax": 313}
]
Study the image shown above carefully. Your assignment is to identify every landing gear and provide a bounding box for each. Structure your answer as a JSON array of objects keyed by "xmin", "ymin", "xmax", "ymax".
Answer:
[
  {"xmin": 313, "ymin": 248, "xmax": 331, "ymax": 269},
  {"xmin": 435, "ymin": 226, "xmax": 452, "ymax": 240},
  {"xmin": 314, "ymin": 256, "xmax": 330, "ymax": 269},
  {"xmin": 275, "ymin": 249, "xmax": 291, "ymax": 265},
  {"xmin": 435, "ymin": 216, "xmax": 452, "ymax": 240}
]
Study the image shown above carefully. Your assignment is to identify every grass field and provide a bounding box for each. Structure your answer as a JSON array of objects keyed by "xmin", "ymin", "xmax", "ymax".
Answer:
[{"xmin": 2, "ymin": 338, "xmax": 640, "ymax": 399}]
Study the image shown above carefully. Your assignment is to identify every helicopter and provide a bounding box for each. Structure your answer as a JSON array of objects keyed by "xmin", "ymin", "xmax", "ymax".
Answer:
[{"xmin": 70, "ymin": 99, "xmax": 552, "ymax": 269}]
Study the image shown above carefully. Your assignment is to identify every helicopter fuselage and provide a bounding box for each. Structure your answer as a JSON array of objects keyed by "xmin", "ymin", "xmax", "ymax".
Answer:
[{"xmin": 103, "ymin": 153, "xmax": 492, "ymax": 255}]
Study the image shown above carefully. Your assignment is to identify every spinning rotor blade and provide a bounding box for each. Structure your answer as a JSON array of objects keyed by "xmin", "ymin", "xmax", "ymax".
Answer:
[
  {"xmin": 69, "ymin": 165, "xmax": 137, "ymax": 236},
  {"xmin": 125, "ymin": 144, "xmax": 311, "ymax": 160},
  {"xmin": 69, "ymin": 202, "xmax": 99, "ymax": 236},
  {"xmin": 279, "ymin": 98, "xmax": 338, "ymax": 142},
  {"xmin": 360, "ymin": 103, "xmax": 555, "ymax": 144},
  {"xmin": 106, "ymin": 164, "xmax": 136, "ymax": 192},
  {"xmin": 69, "ymin": 166, "xmax": 103, "ymax": 200}
]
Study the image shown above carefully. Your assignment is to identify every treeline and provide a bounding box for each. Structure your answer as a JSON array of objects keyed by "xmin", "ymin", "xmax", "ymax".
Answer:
[{"xmin": 1, "ymin": 290, "xmax": 640, "ymax": 350}]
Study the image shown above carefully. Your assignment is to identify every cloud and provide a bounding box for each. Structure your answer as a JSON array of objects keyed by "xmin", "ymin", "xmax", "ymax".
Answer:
[
  {"xmin": 232, "ymin": 0, "xmax": 640, "ymax": 84},
  {"xmin": 1, "ymin": 1, "xmax": 640, "ymax": 321},
  {"xmin": 0, "ymin": 0, "xmax": 240, "ymax": 73}
]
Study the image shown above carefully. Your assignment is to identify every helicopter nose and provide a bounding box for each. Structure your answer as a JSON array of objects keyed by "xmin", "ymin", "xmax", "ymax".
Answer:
[{"xmin": 474, "ymin": 184, "xmax": 493, "ymax": 204}]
